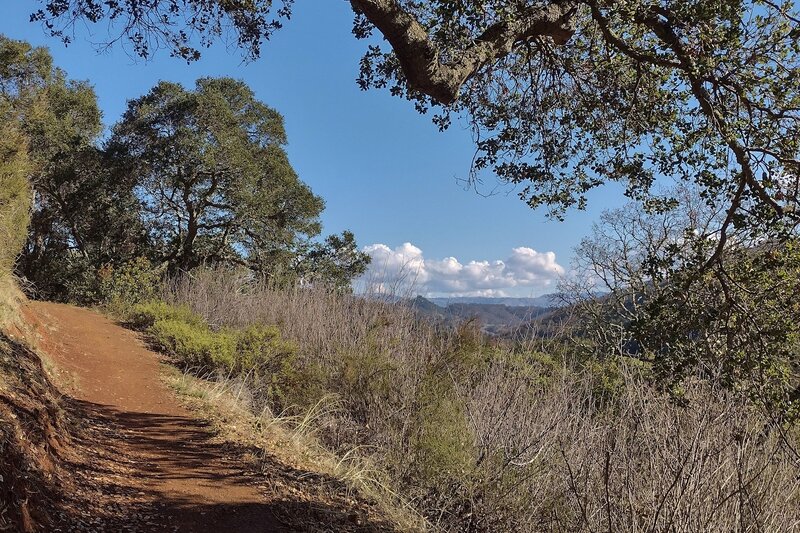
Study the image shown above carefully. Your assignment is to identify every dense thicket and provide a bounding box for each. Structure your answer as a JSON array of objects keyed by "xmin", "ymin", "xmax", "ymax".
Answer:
[
  {"xmin": 140, "ymin": 267, "xmax": 800, "ymax": 532},
  {"xmin": 0, "ymin": 35, "xmax": 369, "ymax": 301},
  {"xmin": 2, "ymin": 38, "xmax": 136, "ymax": 299},
  {"xmin": 0, "ymin": 118, "xmax": 31, "ymax": 274},
  {"xmin": 563, "ymin": 189, "xmax": 800, "ymax": 422}
]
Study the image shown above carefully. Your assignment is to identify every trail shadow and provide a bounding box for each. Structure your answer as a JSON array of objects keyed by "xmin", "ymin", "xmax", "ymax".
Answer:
[{"xmin": 55, "ymin": 398, "xmax": 399, "ymax": 532}]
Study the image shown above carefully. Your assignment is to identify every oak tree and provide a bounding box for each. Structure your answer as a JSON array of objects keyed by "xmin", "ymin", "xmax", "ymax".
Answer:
[
  {"xmin": 109, "ymin": 77, "xmax": 327, "ymax": 276},
  {"xmin": 565, "ymin": 189, "xmax": 800, "ymax": 421},
  {"xmin": 1, "ymin": 35, "xmax": 143, "ymax": 298},
  {"xmin": 294, "ymin": 230, "xmax": 371, "ymax": 292}
]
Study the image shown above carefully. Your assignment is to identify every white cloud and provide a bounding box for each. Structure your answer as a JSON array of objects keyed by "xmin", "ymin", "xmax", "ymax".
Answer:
[{"xmin": 360, "ymin": 243, "xmax": 565, "ymax": 297}]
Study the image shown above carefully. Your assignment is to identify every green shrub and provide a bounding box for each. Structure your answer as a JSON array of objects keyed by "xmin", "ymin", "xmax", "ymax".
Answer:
[
  {"xmin": 411, "ymin": 372, "xmax": 474, "ymax": 487},
  {"xmin": 59, "ymin": 254, "xmax": 104, "ymax": 304},
  {"xmin": 149, "ymin": 318, "xmax": 237, "ymax": 370},
  {"xmin": 235, "ymin": 325, "xmax": 289, "ymax": 368},
  {"xmin": 127, "ymin": 301, "xmax": 204, "ymax": 330},
  {"xmin": 98, "ymin": 257, "xmax": 163, "ymax": 309},
  {"xmin": 338, "ymin": 342, "xmax": 395, "ymax": 413},
  {"xmin": 41, "ymin": 256, "xmax": 164, "ymax": 307},
  {"xmin": 128, "ymin": 301, "xmax": 309, "ymax": 410},
  {"xmin": 581, "ymin": 356, "xmax": 650, "ymax": 405},
  {"xmin": 0, "ymin": 116, "xmax": 31, "ymax": 275},
  {"xmin": 235, "ymin": 324, "xmax": 304, "ymax": 407}
]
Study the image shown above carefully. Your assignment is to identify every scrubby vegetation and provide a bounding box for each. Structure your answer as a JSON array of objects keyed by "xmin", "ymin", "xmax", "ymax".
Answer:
[
  {"xmin": 0, "ymin": 122, "xmax": 30, "ymax": 275},
  {"xmin": 0, "ymin": 51, "xmax": 32, "ymax": 275},
  {"xmin": 129, "ymin": 300, "xmax": 305, "ymax": 409},
  {"xmin": 3, "ymin": 4, "xmax": 800, "ymax": 529},
  {"xmin": 0, "ymin": 118, "xmax": 68, "ymax": 530},
  {"xmin": 108, "ymin": 267, "xmax": 800, "ymax": 532}
]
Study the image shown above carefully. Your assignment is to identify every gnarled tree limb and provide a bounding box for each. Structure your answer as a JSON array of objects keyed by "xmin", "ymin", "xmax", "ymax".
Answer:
[{"xmin": 349, "ymin": 0, "xmax": 578, "ymax": 104}]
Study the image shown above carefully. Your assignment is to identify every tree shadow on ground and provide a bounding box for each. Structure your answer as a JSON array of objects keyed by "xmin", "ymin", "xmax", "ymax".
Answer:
[{"xmin": 51, "ymin": 398, "xmax": 399, "ymax": 532}]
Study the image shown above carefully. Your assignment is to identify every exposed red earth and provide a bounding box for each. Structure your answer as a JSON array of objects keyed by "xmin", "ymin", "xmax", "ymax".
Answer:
[{"xmin": 30, "ymin": 302, "xmax": 394, "ymax": 533}]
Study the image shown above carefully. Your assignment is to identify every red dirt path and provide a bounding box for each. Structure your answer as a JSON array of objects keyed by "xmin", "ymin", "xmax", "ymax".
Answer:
[{"xmin": 34, "ymin": 301, "xmax": 287, "ymax": 532}]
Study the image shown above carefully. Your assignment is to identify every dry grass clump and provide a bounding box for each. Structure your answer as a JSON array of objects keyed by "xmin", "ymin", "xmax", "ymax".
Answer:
[
  {"xmin": 163, "ymin": 367, "xmax": 427, "ymax": 532},
  {"xmin": 0, "ymin": 276, "xmax": 25, "ymax": 331},
  {"xmin": 163, "ymin": 267, "xmax": 800, "ymax": 532}
]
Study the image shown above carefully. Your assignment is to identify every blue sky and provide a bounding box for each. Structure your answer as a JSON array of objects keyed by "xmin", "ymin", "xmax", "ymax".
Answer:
[{"xmin": 2, "ymin": 1, "xmax": 627, "ymax": 296}]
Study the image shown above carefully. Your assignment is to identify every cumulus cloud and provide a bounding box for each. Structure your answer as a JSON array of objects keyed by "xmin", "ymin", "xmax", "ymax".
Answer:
[{"xmin": 361, "ymin": 243, "xmax": 565, "ymax": 297}]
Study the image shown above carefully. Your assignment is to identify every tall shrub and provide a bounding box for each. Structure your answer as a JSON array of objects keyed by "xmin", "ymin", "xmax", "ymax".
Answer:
[{"xmin": 0, "ymin": 114, "xmax": 31, "ymax": 275}]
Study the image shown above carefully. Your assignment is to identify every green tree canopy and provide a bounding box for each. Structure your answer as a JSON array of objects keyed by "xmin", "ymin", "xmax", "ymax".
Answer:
[
  {"xmin": 0, "ymin": 35, "xmax": 102, "ymax": 187},
  {"xmin": 109, "ymin": 77, "xmax": 325, "ymax": 274},
  {"xmin": 0, "ymin": 35, "xmax": 139, "ymax": 298},
  {"xmin": 31, "ymin": 2, "xmax": 800, "ymax": 257},
  {"xmin": 3, "ymin": 36, "xmax": 369, "ymax": 299},
  {"xmin": 564, "ymin": 189, "xmax": 800, "ymax": 421},
  {"xmin": 294, "ymin": 230, "xmax": 372, "ymax": 292}
]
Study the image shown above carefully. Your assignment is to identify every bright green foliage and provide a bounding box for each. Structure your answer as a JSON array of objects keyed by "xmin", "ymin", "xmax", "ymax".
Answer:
[
  {"xmin": 234, "ymin": 325, "xmax": 295, "ymax": 371},
  {"xmin": 109, "ymin": 78, "xmax": 324, "ymax": 275},
  {"xmin": 128, "ymin": 301, "xmax": 302, "ymax": 408},
  {"xmin": 234, "ymin": 324, "xmax": 300, "ymax": 405},
  {"xmin": 581, "ymin": 358, "xmax": 626, "ymax": 403},
  {"xmin": 149, "ymin": 318, "xmax": 238, "ymax": 370},
  {"xmin": 127, "ymin": 301, "xmax": 205, "ymax": 330}
]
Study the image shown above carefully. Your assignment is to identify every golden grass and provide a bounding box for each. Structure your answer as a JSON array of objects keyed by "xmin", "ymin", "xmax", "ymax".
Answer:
[
  {"xmin": 0, "ymin": 276, "xmax": 21, "ymax": 331},
  {"xmin": 161, "ymin": 366, "xmax": 429, "ymax": 532}
]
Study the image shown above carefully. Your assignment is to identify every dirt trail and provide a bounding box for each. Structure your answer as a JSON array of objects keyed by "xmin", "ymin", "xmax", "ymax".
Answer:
[{"xmin": 32, "ymin": 301, "xmax": 287, "ymax": 532}]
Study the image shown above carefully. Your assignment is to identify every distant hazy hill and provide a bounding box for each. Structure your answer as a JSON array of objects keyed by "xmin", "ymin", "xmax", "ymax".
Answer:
[
  {"xmin": 411, "ymin": 295, "xmax": 559, "ymax": 335},
  {"xmin": 427, "ymin": 294, "xmax": 561, "ymax": 308}
]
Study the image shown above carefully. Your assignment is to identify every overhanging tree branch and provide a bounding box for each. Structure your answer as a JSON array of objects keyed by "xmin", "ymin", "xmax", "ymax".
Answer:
[{"xmin": 349, "ymin": 0, "xmax": 578, "ymax": 104}]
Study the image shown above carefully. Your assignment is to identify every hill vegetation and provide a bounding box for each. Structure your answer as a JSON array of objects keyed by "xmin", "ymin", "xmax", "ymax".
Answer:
[
  {"xmin": 0, "ymin": 54, "xmax": 65, "ymax": 529},
  {"xmin": 0, "ymin": 35, "xmax": 369, "ymax": 305},
  {"xmin": 2, "ymin": 3, "xmax": 800, "ymax": 530},
  {"xmin": 128, "ymin": 267, "xmax": 800, "ymax": 531},
  {"xmin": 412, "ymin": 296, "xmax": 553, "ymax": 335}
]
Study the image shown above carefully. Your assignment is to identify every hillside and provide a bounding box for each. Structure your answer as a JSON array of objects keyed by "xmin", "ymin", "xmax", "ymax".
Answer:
[
  {"xmin": 427, "ymin": 295, "xmax": 561, "ymax": 308},
  {"xmin": 411, "ymin": 296, "xmax": 554, "ymax": 334},
  {"xmin": 2, "ymin": 14, "xmax": 800, "ymax": 532}
]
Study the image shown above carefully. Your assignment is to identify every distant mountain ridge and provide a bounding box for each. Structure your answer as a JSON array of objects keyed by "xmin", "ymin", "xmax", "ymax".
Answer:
[
  {"xmin": 427, "ymin": 294, "xmax": 561, "ymax": 308},
  {"xmin": 411, "ymin": 295, "xmax": 561, "ymax": 335}
]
